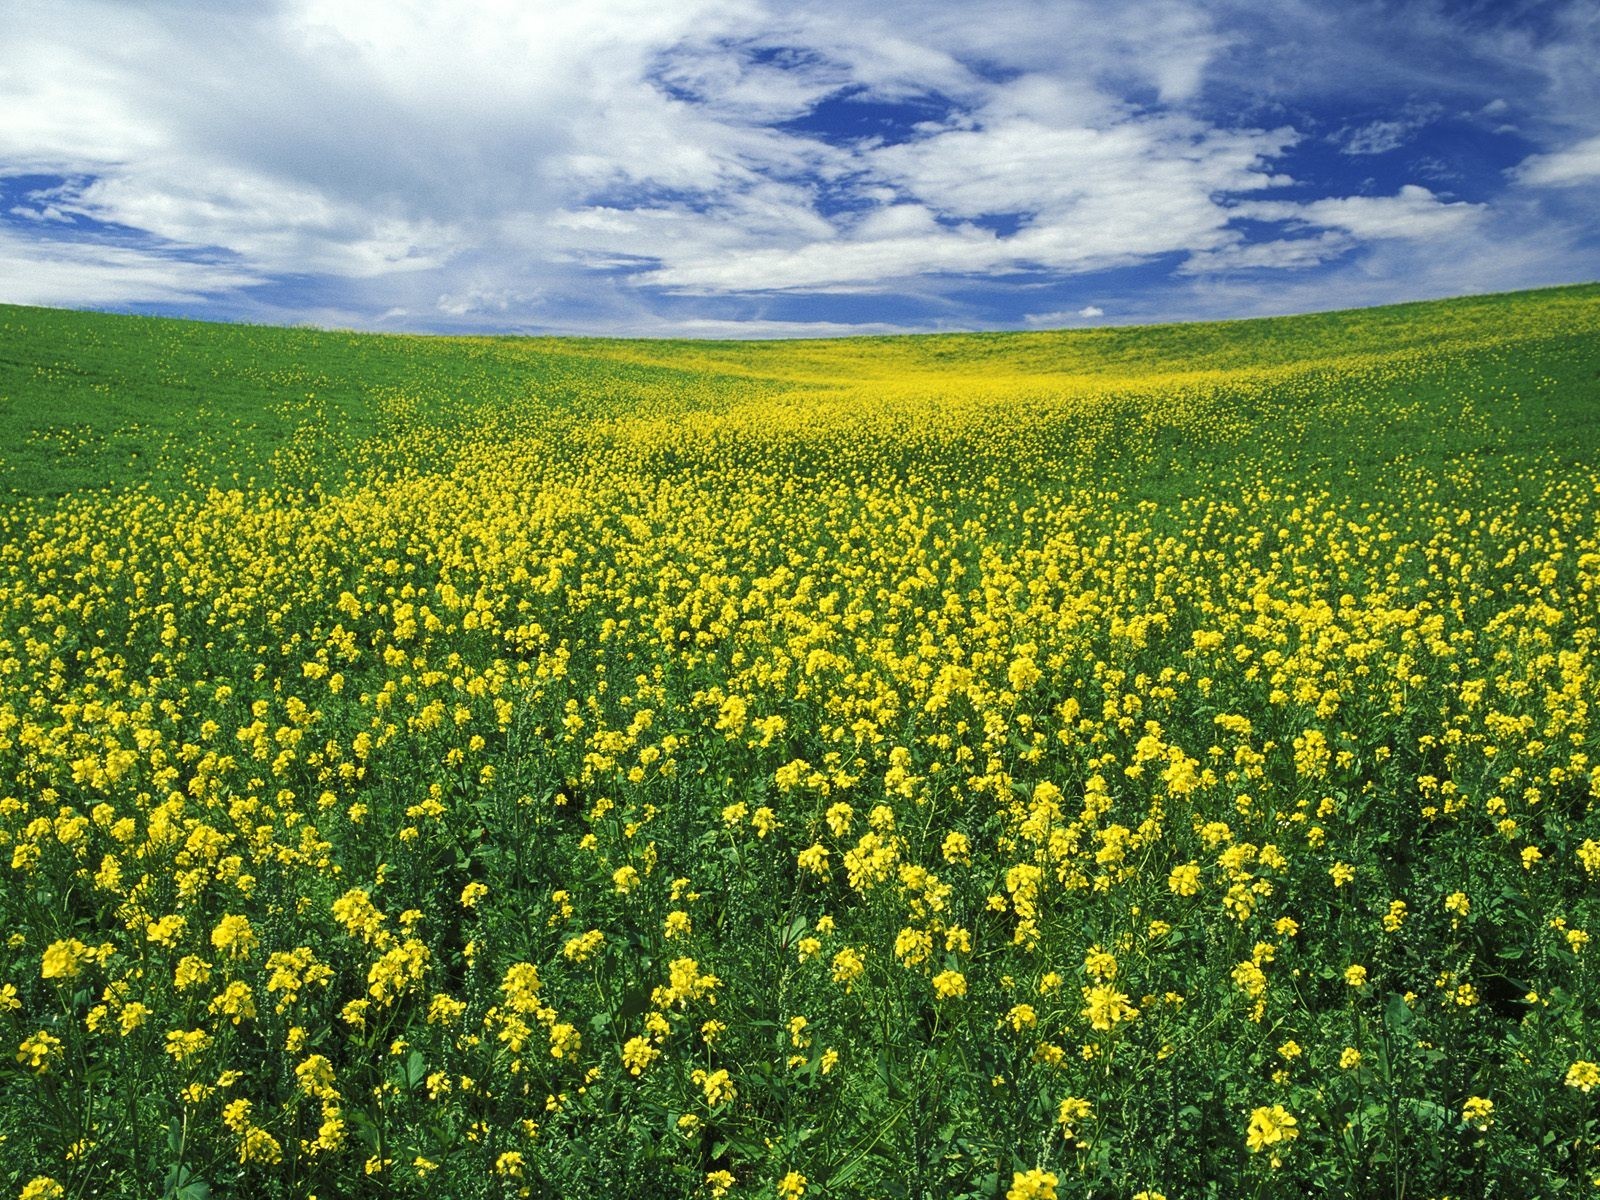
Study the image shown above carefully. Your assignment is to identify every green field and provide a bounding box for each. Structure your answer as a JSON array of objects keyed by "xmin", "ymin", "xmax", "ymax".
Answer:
[{"xmin": 1, "ymin": 284, "xmax": 1599, "ymax": 1199}]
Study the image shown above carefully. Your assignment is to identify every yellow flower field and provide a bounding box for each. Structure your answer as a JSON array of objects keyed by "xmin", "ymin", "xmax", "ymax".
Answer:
[{"xmin": 1, "ymin": 285, "xmax": 1599, "ymax": 1197}]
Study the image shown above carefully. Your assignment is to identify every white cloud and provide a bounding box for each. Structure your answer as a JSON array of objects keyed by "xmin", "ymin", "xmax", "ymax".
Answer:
[
  {"xmin": 1179, "ymin": 231, "xmax": 1351, "ymax": 274},
  {"xmin": 1338, "ymin": 120, "xmax": 1410, "ymax": 156},
  {"xmin": 1234, "ymin": 186, "xmax": 1485, "ymax": 242},
  {"xmin": 1515, "ymin": 135, "xmax": 1600, "ymax": 187},
  {"xmin": 1021, "ymin": 305, "xmax": 1105, "ymax": 327},
  {"xmin": 0, "ymin": 228, "xmax": 260, "ymax": 307}
]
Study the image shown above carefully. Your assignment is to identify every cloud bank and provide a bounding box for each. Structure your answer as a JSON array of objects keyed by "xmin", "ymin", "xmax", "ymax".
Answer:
[{"xmin": 1, "ymin": 0, "xmax": 1597, "ymax": 334}]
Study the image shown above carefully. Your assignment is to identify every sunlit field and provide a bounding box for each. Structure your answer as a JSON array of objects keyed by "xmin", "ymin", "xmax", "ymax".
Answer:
[{"xmin": 2, "ymin": 284, "xmax": 1599, "ymax": 1199}]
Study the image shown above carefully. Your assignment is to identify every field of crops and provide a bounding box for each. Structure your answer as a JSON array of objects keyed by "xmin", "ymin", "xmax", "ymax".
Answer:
[{"xmin": 1, "ymin": 284, "xmax": 1599, "ymax": 1199}]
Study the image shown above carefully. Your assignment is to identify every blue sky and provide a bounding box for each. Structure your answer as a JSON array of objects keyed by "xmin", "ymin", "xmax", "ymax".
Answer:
[{"xmin": 2, "ymin": 0, "xmax": 1598, "ymax": 336}]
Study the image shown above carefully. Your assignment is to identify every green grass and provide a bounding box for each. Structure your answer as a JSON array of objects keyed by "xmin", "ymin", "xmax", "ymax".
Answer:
[{"xmin": 4, "ymin": 282, "xmax": 1597, "ymax": 500}]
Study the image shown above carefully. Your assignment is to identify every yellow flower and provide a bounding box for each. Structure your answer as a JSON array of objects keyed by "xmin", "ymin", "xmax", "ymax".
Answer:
[
  {"xmin": 1082, "ymin": 945, "xmax": 1118, "ymax": 981},
  {"xmin": 705, "ymin": 1170, "xmax": 735, "ymax": 1199},
  {"xmin": 40, "ymin": 938, "xmax": 89, "ymax": 980},
  {"xmin": 621, "ymin": 1036, "xmax": 659, "ymax": 1076},
  {"xmin": 932, "ymin": 970, "xmax": 967, "ymax": 1000},
  {"xmin": 1566, "ymin": 1061, "xmax": 1600, "ymax": 1092},
  {"xmin": 17, "ymin": 1030, "xmax": 62, "ymax": 1073},
  {"xmin": 1344, "ymin": 964, "xmax": 1368, "ymax": 988},
  {"xmin": 1462, "ymin": 1096, "xmax": 1493, "ymax": 1130},
  {"xmin": 1006, "ymin": 1168, "xmax": 1059, "ymax": 1200},
  {"xmin": 210, "ymin": 914, "xmax": 257, "ymax": 960},
  {"xmin": 1339, "ymin": 1047, "xmax": 1363, "ymax": 1069},
  {"xmin": 1245, "ymin": 1104, "xmax": 1298, "ymax": 1152},
  {"xmin": 1167, "ymin": 863, "xmax": 1201, "ymax": 896},
  {"xmin": 1057, "ymin": 1096, "xmax": 1092, "ymax": 1139},
  {"xmin": 776, "ymin": 1171, "xmax": 807, "ymax": 1199},
  {"xmin": 830, "ymin": 947, "xmax": 865, "ymax": 991},
  {"xmin": 691, "ymin": 1067, "xmax": 737, "ymax": 1107},
  {"xmin": 797, "ymin": 842, "xmax": 830, "ymax": 876},
  {"xmin": 19, "ymin": 1178, "xmax": 66, "ymax": 1200},
  {"xmin": 1444, "ymin": 891, "xmax": 1470, "ymax": 917},
  {"xmin": 459, "ymin": 881, "xmax": 488, "ymax": 908},
  {"xmin": 164, "ymin": 1028, "xmax": 212, "ymax": 1063},
  {"xmin": 1005, "ymin": 1004, "xmax": 1037, "ymax": 1032},
  {"xmin": 1081, "ymin": 985, "xmax": 1138, "ymax": 1031},
  {"xmin": 548, "ymin": 1023, "xmax": 581, "ymax": 1059},
  {"xmin": 664, "ymin": 910, "xmax": 693, "ymax": 939},
  {"xmin": 1329, "ymin": 862, "xmax": 1355, "ymax": 887}
]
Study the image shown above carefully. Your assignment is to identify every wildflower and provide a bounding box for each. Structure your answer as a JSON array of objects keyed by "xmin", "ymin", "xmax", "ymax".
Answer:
[
  {"xmin": 210, "ymin": 914, "xmax": 257, "ymax": 960},
  {"xmin": 1005, "ymin": 1004, "xmax": 1037, "ymax": 1032},
  {"xmin": 1344, "ymin": 964, "xmax": 1368, "ymax": 988},
  {"xmin": 1082, "ymin": 945, "xmax": 1118, "ymax": 981},
  {"xmin": 1081, "ymin": 985, "xmax": 1138, "ymax": 1031},
  {"xmin": 164, "ymin": 1029, "xmax": 212, "ymax": 1063},
  {"xmin": 621, "ymin": 1036, "xmax": 659, "ymax": 1076},
  {"xmin": 563, "ymin": 930, "xmax": 604, "ymax": 962},
  {"xmin": 1340, "ymin": 1047, "xmax": 1363, "ymax": 1069},
  {"xmin": 1462, "ymin": 1096, "xmax": 1493, "ymax": 1131},
  {"xmin": 1382, "ymin": 900, "xmax": 1407, "ymax": 932},
  {"xmin": 17, "ymin": 1030, "xmax": 62, "ymax": 1073},
  {"xmin": 1006, "ymin": 1168, "xmax": 1059, "ymax": 1200},
  {"xmin": 1444, "ymin": 891, "xmax": 1470, "ymax": 917},
  {"xmin": 664, "ymin": 910, "xmax": 692, "ymax": 939},
  {"xmin": 40, "ymin": 938, "xmax": 90, "ymax": 980},
  {"xmin": 1566, "ymin": 1061, "xmax": 1600, "ymax": 1093},
  {"xmin": 19, "ymin": 1179, "xmax": 66, "ymax": 1200},
  {"xmin": 705, "ymin": 1170, "xmax": 736, "ymax": 1199},
  {"xmin": 777, "ymin": 1171, "xmax": 807, "ymax": 1199},
  {"xmin": 1245, "ymin": 1104, "xmax": 1298, "ymax": 1152},
  {"xmin": 174, "ymin": 956, "xmax": 212, "ymax": 991},
  {"xmin": 1057, "ymin": 1096, "xmax": 1092, "ymax": 1139},
  {"xmin": 1329, "ymin": 862, "xmax": 1355, "ymax": 887},
  {"xmin": 1168, "ymin": 863, "xmax": 1201, "ymax": 896},
  {"xmin": 932, "ymin": 970, "xmax": 967, "ymax": 1000},
  {"xmin": 459, "ymin": 881, "xmax": 488, "ymax": 908},
  {"xmin": 831, "ymin": 947, "xmax": 865, "ymax": 992},
  {"xmin": 549, "ymin": 1023, "xmax": 581, "ymax": 1059},
  {"xmin": 237, "ymin": 1125, "xmax": 283, "ymax": 1167},
  {"xmin": 895, "ymin": 927, "xmax": 933, "ymax": 967},
  {"xmin": 691, "ymin": 1067, "xmax": 736, "ymax": 1106},
  {"xmin": 797, "ymin": 842, "xmax": 830, "ymax": 876}
]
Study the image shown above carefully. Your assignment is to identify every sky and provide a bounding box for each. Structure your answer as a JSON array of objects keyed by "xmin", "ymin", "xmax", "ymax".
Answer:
[{"xmin": 1, "ymin": 0, "xmax": 1598, "ymax": 337}]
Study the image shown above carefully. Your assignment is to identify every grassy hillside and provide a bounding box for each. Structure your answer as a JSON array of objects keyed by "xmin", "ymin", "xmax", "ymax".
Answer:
[
  {"xmin": 3, "ymin": 283, "xmax": 1597, "ymax": 498},
  {"xmin": 1, "ymin": 285, "xmax": 1599, "ymax": 1200}
]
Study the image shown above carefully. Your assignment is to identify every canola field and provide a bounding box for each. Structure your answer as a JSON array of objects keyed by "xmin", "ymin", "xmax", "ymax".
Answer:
[{"xmin": 1, "ymin": 284, "xmax": 1599, "ymax": 1199}]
